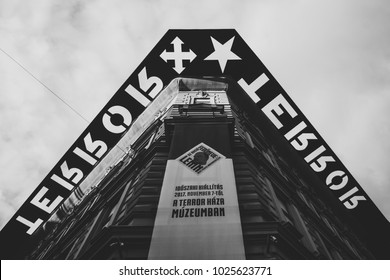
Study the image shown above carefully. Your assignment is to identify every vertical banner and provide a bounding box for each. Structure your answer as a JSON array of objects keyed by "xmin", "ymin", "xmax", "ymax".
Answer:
[{"xmin": 148, "ymin": 143, "xmax": 245, "ymax": 259}]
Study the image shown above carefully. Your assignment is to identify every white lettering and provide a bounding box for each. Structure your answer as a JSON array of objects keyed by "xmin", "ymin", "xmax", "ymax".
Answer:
[
  {"xmin": 339, "ymin": 187, "xmax": 359, "ymax": 202},
  {"xmin": 343, "ymin": 194, "xmax": 367, "ymax": 209},
  {"xmin": 125, "ymin": 67, "xmax": 164, "ymax": 106},
  {"xmin": 60, "ymin": 161, "xmax": 83, "ymax": 184},
  {"xmin": 51, "ymin": 174, "xmax": 74, "ymax": 191},
  {"xmin": 16, "ymin": 216, "xmax": 44, "ymax": 235},
  {"xmin": 291, "ymin": 132, "xmax": 317, "ymax": 151},
  {"xmin": 305, "ymin": 145, "xmax": 326, "ymax": 163},
  {"xmin": 126, "ymin": 84, "xmax": 151, "ymax": 107},
  {"xmin": 238, "ymin": 73, "xmax": 269, "ymax": 103},
  {"xmin": 30, "ymin": 187, "xmax": 64, "ymax": 213},
  {"xmin": 73, "ymin": 147, "xmax": 97, "ymax": 165},
  {"xmin": 262, "ymin": 94, "xmax": 298, "ymax": 129},
  {"xmin": 326, "ymin": 170, "xmax": 348, "ymax": 190},
  {"xmin": 310, "ymin": 155, "xmax": 335, "ymax": 172},
  {"xmin": 285, "ymin": 121, "xmax": 307, "ymax": 141},
  {"xmin": 84, "ymin": 133, "xmax": 107, "ymax": 158},
  {"xmin": 102, "ymin": 105, "xmax": 132, "ymax": 134},
  {"xmin": 73, "ymin": 133, "xmax": 108, "ymax": 165},
  {"xmin": 138, "ymin": 67, "xmax": 164, "ymax": 98}
]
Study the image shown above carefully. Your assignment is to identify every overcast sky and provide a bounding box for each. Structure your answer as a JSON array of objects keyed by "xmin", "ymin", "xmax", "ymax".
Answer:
[{"xmin": 0, "ymin": 0, "xmax": 390, "ymax": 230}]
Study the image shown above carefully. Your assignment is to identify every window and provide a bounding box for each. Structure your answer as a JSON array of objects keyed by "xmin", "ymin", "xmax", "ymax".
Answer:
[
  {"xmin": 102, "ymin": 204, "xmax": 119, "ymax": 228},
  {"xmin": 116, "ymin": 181, "xmax": 134, "ymax": 223},
  {"xmin": 277, "ymin": 197, "xmax": 295, "ymax": 225},
  {"xmin": 245, "ymin": 131, "xmax": 255, "ymax": 148},
  {"xmin": 66, "ymin": 221, "xmax": 93, "ymax": 259},
  {"xmin": 322, "ymin": 216, "xmax": 340, "ymax": 238},
  {"xmin": 194, "ymin": 97, "xmax": 212, "ymax": 104},
  {"xmin": 330, "ymin": 248, "xmax": 343, "ymax": 260},
  {"xmin": 190, "ymin": 91, "xmax": 215, "ymax": 105},
  {"xmin": 93, "ymin": 194, "xmax": 122, "ymax": 232}
]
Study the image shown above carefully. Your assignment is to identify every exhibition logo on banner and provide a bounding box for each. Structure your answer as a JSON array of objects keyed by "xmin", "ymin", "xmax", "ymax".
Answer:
[{"xmin": 178, "ymin": 143, "xmax": 222, "ymax": 174}]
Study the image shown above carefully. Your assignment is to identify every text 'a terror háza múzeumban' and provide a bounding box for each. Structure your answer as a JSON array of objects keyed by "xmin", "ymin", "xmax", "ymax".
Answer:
[{"xmin": 171, "ymin": 185, "xmax": 225, "ymax": 218}]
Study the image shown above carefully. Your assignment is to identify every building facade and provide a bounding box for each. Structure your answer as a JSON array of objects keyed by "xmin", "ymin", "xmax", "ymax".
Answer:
[
  {"xmin": 2, "ymin": 29, "xmax": 389, "ymax": 260},
  {"xmin": 25, "ymin": 78, "xmax": 378, "ymax": 259}
]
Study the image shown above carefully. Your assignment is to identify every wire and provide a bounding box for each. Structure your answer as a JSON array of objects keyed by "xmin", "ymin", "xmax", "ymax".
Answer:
[
  {"xmin": 0, "ymin": 47, "xmax": 90, "ymax": 123},
  {"xmin": 0, "ymin": 46, "xmax": 127, "ymax": 154}
]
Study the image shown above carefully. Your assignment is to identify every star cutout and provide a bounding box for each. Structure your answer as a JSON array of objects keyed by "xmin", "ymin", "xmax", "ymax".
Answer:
[{"xmin": 204, "ymin": 36, "xmax": 241, "ymax": 73}]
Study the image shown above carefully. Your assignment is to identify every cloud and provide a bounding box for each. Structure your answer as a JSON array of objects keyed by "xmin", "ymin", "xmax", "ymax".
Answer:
[{"xmin": 0, "ymin": 0, "xmax": 389, "ymax": 233}]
